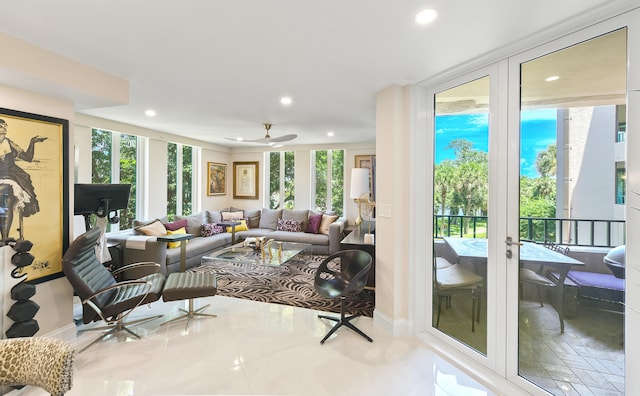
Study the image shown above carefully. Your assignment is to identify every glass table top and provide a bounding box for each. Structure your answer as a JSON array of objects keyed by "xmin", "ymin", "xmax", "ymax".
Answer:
[{"xmin": 202, "ymin": 241, "xmax": 311, "ymax": 267}]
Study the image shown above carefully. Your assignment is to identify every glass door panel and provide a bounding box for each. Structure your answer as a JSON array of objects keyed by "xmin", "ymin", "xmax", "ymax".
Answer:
[
  {"xmin": 517, "ymin": 29, "xmax": 626, "ymax": 395},
  {"xmin": 433, "ymin": 76, "xmax": 489, "ymax": 355}
]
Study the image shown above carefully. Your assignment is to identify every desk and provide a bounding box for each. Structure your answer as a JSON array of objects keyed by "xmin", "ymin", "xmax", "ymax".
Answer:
[
  {"xmin": 157, "ymin": 233, "xmax": 194, "ymax": 272},
  {"xmin": 341, "ymin": 221, "xmax": 375, "ymax": 288},
  {"xmin": 443, "ymin": 237, "xmax": 584, "ymax": 332}
]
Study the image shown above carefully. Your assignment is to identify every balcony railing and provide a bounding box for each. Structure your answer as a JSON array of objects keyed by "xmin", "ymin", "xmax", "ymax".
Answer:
[{"xmin": 434, "ymin": 215, "xmax": 625, "ymax": 248}]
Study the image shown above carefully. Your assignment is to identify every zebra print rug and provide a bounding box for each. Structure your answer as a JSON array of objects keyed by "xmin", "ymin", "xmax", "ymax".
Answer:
[{"xmin": 188, "ymin": 254, "xmax": 374, "ymax": 317}]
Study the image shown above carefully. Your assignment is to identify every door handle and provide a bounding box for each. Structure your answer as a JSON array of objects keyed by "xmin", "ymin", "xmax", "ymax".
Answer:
[
  {"xmin": 505, "ymin": 236, "xmax": 522, "ymax": 259},
  {"xmin": 505, "ymin": 237, "xmax": 523, "ymax": 246}
]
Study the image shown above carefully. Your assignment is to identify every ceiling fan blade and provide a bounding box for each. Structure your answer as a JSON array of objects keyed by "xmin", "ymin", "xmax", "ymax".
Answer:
[
  {"xmin": 224, "ymin": 136, "xmax": 269, "ymax": 143},
  {"xmin": 268, "ymin": 134, "xmax": 297, "ymax": 143}
]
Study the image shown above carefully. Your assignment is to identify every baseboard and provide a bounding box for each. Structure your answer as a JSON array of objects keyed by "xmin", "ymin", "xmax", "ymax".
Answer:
[{"xmin": 373, "ymin": 308, "xmax": 412, "ymax": 337}]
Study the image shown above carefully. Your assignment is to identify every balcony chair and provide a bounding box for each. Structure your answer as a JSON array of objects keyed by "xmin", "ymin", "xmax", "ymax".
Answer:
[
  {"xmin": 434, "ymin": 257, "xmax": 483, "ymax": 332},
  {"xmin": 314, "ymin": 250, "xmax": 373, "ymax": 344},
  {"xmin": 62, "ymin": 227, "xmax": 165, "ymax": 352},
  {"xmin": 520, "ymin": 240, "xmax": 571, "ymax": 332},
  {"xmin": 0, "ymin": 337, "xmax": 74, "ymax": 396}
]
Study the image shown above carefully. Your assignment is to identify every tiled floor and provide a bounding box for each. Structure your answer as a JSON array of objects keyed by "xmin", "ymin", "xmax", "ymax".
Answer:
[
  {"xmin": 12, "ymin": 296, "xmax": 496, "ymax": 396},
  {"xmin": 518, "ymin": 300, "xmax": 624, "ymax": 396},
  {"xmin": 435, "ymin": 293, "xmax": 625, "ymax": 396}
]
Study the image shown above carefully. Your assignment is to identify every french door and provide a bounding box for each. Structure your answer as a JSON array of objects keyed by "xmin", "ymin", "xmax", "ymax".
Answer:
[{"xmin": 425, "ymin": 13, "xmax": 634, "ymax": 395}]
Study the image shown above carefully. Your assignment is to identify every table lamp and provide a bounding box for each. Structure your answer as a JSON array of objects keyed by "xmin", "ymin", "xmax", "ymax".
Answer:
[{"xmin": 350, "ymin": 168, "xmax": 370, "ymax": 226}]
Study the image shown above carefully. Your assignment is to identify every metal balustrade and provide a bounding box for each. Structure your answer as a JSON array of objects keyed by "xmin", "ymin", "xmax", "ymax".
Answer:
[{"xmin": 433, "ymin": 215, "xmax": 625, "ymax": 248}]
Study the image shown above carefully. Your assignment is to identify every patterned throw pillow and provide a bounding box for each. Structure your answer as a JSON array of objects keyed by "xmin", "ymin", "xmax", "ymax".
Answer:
[
  {"xmin": 276, "ymin": 218, "xmax": 303, "ymax": 232},
  {"xmin": 201, "ymin": 223, "xmax": 225, "ymax": 237}
]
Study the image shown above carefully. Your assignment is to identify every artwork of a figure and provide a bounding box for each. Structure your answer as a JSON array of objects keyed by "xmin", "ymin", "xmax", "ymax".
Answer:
[{"xmin": 0, "ymin": 118, "xmax": 48, "ymax": 241}]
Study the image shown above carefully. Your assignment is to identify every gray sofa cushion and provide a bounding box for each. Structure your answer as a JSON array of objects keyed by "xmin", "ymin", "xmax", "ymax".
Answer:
[
  {"xmin": 267, "ymin": 230, "xmax": 329, "ymax": 246},
  {"xmin": 259, "ymin": 208, "xmax": 282, "ymax": 230},
  {"xmin": 175, "ymin": 212, "xmax": 206, "ymax": 236},
  {"xmin": 207, "ymin": 210, "xmax": 222, "ymax": 223},
  {"xmin": 245, "ymin": 209, "xmax": 261, "ymax": 228},
  {"xmin": 283, "ymin": 209, "xmax": 309, "ymax": 230}
]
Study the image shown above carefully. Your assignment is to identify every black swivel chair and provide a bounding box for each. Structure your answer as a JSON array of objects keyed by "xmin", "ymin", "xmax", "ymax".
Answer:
[
  {"xmin": 62, "ymin": 227, "xmax": 166, "ymax": 352},
  {"xmin": 314, "ymin": 249, "xmax": 373, "ymax": 344}
]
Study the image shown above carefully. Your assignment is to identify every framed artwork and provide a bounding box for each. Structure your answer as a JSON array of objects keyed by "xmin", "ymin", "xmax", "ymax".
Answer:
[
  {"xmin": 207, "ymin": 162, "xmax": 226, "ymax": 196},
  {"xmin": 355, "ymin": 154, "xmax": 376, "ymax": 201},
  {"xmin": 233, "ymin": 161, "xmax": 259, "ymax": 199},
  {"xmin": 0, "ymin": 108, "xmax": 69, "ymax": 284}
]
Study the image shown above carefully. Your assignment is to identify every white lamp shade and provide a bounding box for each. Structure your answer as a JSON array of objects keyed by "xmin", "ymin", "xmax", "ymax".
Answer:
[{"xmin": 350, "ymin": 168, "xmax": 370, "ymax": 199}]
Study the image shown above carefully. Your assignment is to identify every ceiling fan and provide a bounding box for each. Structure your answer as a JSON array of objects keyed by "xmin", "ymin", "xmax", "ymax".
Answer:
[{"xmin": 226, "ymin": 123, "xmax": 297, "ymax": 145}]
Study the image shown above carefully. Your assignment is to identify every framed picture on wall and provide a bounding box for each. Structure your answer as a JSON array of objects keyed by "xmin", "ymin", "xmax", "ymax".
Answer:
[
  {"xmin": 207, "ymin": 162, "xmax": 226, "ymax": 196},
  {"xmin": 0, "ymin": 108, "xmax": 69, "ymax": 284},
  {"xmin": 233, "ymin": 161, "xmax": 259, "ymax": 199},
  {"xmin": 355, "ymin": 154, "xmax": 376, "ymax": 201}
]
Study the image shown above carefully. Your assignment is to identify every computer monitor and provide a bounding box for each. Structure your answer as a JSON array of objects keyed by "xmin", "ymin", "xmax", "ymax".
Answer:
[{"xmin": 74, "ymin": 184, "xmax": 131, "ymax": 229}]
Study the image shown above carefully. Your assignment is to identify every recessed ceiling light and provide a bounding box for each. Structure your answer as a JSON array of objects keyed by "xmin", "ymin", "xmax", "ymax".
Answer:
[
  {"xmin": 415, "ymin": 9, "xmax": 438, "ymax": 25},
  {"xmin": 280, "ymin": 96, "xmax": 293, "ymax": 106},
  {"xmin": 145, "ymin": 109, "xmax": 156, "ymax": 117},
  {"xmin": 545, "ymin": 75, "xmax": 560, "ymax": 82},
  {"xmin": 327, "ymin": 131, "xmax": 335, "ymax": 137}
]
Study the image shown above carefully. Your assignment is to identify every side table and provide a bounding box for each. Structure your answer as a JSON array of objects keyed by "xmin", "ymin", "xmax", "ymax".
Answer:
[
  {"xmin": 218, "ymin": 221, "xmax": 241, "ymax": 244},
  {"xmin": 157, "ymin": 233, "xmax": 194, "ymax": 272},
  {"xmin": 340, "ymin": 221, "xmax": 375, "ymax": 289}
]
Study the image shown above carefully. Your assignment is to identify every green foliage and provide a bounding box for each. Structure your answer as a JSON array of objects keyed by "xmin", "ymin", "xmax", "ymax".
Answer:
[
  {"xmin": 167, "ymin": 142, "xmax": 177, "ymax": 219},
  {"xmin": 182, "ymin": 145, "xmax": 193, "ymax": 216},
  {"xmin": 315, "ymin": 150, "xmax": 328, "ymax": 211},
  {"xmin": 91, "ymin": 129, "xmax": 112, "ymax": 183},
  {"xmin": 119, "ymin": 134, "xmax": 137, "ymax": 229},
  {"xmin": 330, "ymin": 150, "xmax": 344, "ymax": 215}
]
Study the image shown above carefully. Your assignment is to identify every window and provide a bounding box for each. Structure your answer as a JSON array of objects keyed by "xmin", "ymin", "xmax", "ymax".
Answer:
[
  {"xmin": 167, "ymin": 142, "xmax": 194, "ymax": 219},
  {"xmin": 266, "ymin": 151, "xmax": 295, "ymax": 209},
  {"xmin": 312, "ymin": 149, "xmax": 344, "ymax": 214},
  {"xmin": 616, "ymin": 162, "xmax": 626, "ymax": 204},
  {"xmin": 91, "ymin": 129, "xmax": 138, "ymax": 229}
]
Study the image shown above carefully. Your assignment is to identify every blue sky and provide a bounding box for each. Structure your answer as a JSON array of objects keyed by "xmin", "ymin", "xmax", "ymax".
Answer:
[{"xmin": 435, "ymin": 109, "xmax": 557, "ymax": 178}]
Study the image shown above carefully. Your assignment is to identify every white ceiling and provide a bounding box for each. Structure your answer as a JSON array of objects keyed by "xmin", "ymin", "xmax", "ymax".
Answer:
[{"xmin": 0, "ymin": 0, "xmax": 630, "ymax": 147}]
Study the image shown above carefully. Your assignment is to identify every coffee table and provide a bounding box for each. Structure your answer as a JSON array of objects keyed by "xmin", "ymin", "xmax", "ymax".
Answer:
[{"xmin": 201, "ymin": 240, "xmax": 311, "ymax": 271}]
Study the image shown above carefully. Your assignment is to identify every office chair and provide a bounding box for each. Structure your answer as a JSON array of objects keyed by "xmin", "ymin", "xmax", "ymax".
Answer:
[
  {"xmin": 314, "ymin": 249, "xmax": 373, "ymax": 344},
  {"xmin": 62, "ymin": 227, "xmax": 165, "ymax": 352}
]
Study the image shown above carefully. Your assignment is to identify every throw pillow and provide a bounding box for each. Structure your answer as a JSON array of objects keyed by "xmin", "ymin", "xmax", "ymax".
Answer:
[
  {"xmin": 283, "ymin": 209, "xmax": 309, "ymax": 231},
  {"xmin": 175, "ymin": 212, "xmax": 206, "ymax": 236},
  {"xmin": 133, "ymin": 216, "xmax": 168, "ymax": 234},
  {"xmin": 166, "ymin": 227, "xmax": 187, "ymax": 248},
  {"xmin": 201, "ymin": 223, "xmax": 225, "ymax": 237},
  {"xmin": 135, "ymin": 219, "xmax": 167, "ymax": 236},
  {"xmin": 226, "ymin": 219, "xmax": 249, "ymax": 233},
  {"xmin": 245, "ymin": 209, "xmax": 261, "ymax": 228},
  {"xmin": 305, "ymin": 213, "xmax": 323, "ymax": 234},
  {"xmin": 258, "ymin": 208, "xmax": 282, "ymax": 230},
  {"xmin": 319, "ymin": 214, "xmax": 339, "ymax": 235},
  {"xmin": 207, "ymin": 210, "xmax": 222, "ymax": 224},
  {"xmin": 163, "ymin": 219, "xmax": 188, "ymax": 231},
  {"xmin": 221, "ymin": 210, "xmax": 244, "ymax": 221},
  {"xmin": 277, "ymin": 218, "xmax": 303, "ymax": 232}
]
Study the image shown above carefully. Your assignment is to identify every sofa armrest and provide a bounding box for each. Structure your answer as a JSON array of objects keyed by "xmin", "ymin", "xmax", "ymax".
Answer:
[{"xmin": 328, "ymin": 217, "xmax": 347, "ymax": 254}]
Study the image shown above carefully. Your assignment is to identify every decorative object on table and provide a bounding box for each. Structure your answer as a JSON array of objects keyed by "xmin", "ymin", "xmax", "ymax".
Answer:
[
  {"xmin": 0, "ymin": 108, "xmax": 70, "ymax": 284},
  {"xmin": 62, "ymin": 227, "xmax": 165, "ymax": 352},
  {"xmin": 190, "ymin": 254, "xmax": 374, "ymax": 317},
  {"xmin": 233, "ymin": 161, "xmax": 259, "ymax": 199},
  {"xmin": 207, "ymin": 162, "xmax": 226, "ymax": 196},
  {"xmin": 0, "ymin": 336, "xmax": 74, "ymax": 395},
  {"xmin": 6, "ymin": 239, "xmax": 40, "ymax": 338},
  {"xmin": 350, "ymin": 168, "xmax": 370, "ymax": 226},
  {"xmin": 314, "ymin": 250, "xmax": 373, "ymax": 344}
]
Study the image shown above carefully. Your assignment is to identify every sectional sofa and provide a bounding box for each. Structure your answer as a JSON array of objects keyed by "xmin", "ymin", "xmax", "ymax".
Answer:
[{"xmin": 107, "ymin": 207, "xmax": 346, "ymax": 277}]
